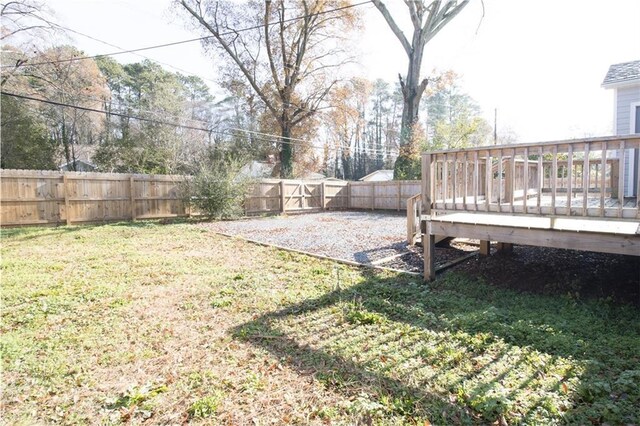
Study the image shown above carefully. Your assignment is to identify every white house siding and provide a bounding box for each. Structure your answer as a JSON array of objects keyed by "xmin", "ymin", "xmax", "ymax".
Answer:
[{"xmin": 615, "ymin": 85, "xmax": 640, "ymax": 196}]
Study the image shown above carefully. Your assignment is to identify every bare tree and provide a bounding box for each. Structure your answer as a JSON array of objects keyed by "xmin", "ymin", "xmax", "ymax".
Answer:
[
  {"xmin": 372, "ymin": 0, "xmax": 470, "ymax": 177},
  {"xmin": 1, "ymin": 0, "xmax": 59, "ymax": 86},
  {"xmin": 1, "ymin": 0, "xmax": 55, "ymax": 40},
  {"xmin": 9, "ymin": 46, "xmax": 109, "ymax": 169},
  {"xmin": 179, "ymin": 0, "xmax": 359, "ymax": 178}
]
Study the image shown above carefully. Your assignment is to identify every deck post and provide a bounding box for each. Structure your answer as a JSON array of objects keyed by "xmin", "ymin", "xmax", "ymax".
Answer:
[
  {"xmin": 423, "ymin": 225, "xmax": 435, "ymax": 281},
  {"xmin": 479, "ymin": 240, "xmax": 491, "ymax": 256},
  {"xmin": 407, "ymin": 197, "xmax": 414, "ymax": 245},
  {"xmin": 496, "ymin": 242, "xmax": 513, "ymax": 254},
  {"xmin": 567, "ymin": 145, "xmax": 573, "ymax": 216},
  {"xmin": 618, "ymin": 141, "xmax": 625, "ymax": 217},
  {"xmin": 421, "ymin": 154, "xmax": 432, "ymax": 215}
]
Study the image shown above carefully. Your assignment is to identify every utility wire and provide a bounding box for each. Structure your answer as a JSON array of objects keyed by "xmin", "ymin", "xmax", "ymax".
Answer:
[
  {"xmin": 1, "ymin": 0, "xmax": 372, "ymax": 69},
  {"xmin": 1, "ymin": 91, "xmax": 216, "ymax": 132},
  {"xmin": 9, "ymin": 88, "xmax": 396, "ymax": 156},
  {"xmin": 1, "ymin": 90, "xmax": 395, "ymax": 156},
  {"xmin": 50, "ymin": 23, "xmax": 219, "ymax": 86}
]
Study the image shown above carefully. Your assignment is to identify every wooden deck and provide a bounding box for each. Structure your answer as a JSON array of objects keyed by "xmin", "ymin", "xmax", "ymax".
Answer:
[{"xmin": 417, "ymin": 135, "xmax": 640, "ymax": 280}]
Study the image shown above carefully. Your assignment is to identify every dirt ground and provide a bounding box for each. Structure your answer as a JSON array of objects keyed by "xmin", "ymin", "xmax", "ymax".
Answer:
[
  {"xmin": 386, "ymin": 241, "xmax": 639, "ymax": 305},
  {"xmin": 453, "ymin": 244, "xmax": 640, "ymax": 305}
]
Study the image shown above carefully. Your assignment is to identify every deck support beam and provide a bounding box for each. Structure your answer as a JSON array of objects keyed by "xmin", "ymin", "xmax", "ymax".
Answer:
[
  {"xmin": 429, "ymin": 221, "xmax": 638, "ymax": 257},
  {"xmin": 423, "ymin": 233, "xmax": 436, "ymax": 282},
  {"xmin": 423, "ymin": 221, "xmax": 436, "ymax": 282},
  {"xmin": 496, "ymin": 242, "xmax": 513, "ymax": 254},
  {"xmin": 479, "ymin": 240, "xmax": 491, "ymax": 256}
]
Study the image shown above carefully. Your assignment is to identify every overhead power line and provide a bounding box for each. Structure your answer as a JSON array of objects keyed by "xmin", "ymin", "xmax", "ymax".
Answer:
[
  {"xmin": 51, "ymin": 23, "xmax": 219, "ymax": 86},
  {"xmin": 1, "ymin": 91, "xmax": 215, "ymax": 132},
  {"xmin": 1, "ymin": 0, "xmax": 372, "ymax": 69},
  {"xmin": 1, "ymin": 90, "xmax": 396, "ymax": 157}
]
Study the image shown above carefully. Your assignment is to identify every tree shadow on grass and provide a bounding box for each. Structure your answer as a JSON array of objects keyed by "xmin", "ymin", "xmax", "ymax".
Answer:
[
  {"xmin": 231, "ymin": 270, "xmax": 640, "ymax": 424},
  {"xmin": 353, "ymin": 241, "xmax": 409, "ymax": 264}
]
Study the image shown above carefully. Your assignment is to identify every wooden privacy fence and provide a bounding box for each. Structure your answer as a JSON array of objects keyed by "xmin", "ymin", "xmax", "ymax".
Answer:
[
  {"xmin": 1, "ymin": 169, "xmax": 188, "ymax": 226},
  {"xmin": 228, "ymin": 179, "xmax": 421, "ymax": 214},
  {"xmin": 1, "ymin": 169, "xmax": 421, "ymax": 227}
]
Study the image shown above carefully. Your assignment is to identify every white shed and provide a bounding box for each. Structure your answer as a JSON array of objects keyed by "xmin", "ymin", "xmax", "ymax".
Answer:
[
  {"xmin": 602, "ymin": 59, "xmax": 640, "ymax": 196},
  {"xmin": 359, "ymin": 169, "xmax": 394, "ymax": 182}
]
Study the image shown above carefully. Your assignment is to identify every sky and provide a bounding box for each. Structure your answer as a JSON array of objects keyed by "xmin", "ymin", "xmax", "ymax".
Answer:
[{"xmin": 39, "ymin": 0, "xmax": 640, "ymax": 143}]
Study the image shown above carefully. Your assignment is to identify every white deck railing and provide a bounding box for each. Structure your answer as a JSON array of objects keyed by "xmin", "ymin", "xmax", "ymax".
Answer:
[{"xmin": 421, "ymin": 135, "xmax": 640, "ymax": 220}]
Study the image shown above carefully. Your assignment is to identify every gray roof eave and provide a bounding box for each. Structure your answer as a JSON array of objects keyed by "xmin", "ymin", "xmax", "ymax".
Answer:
[{"xmin": 602, "ymin": 76, "xmax": 640, "ymax": 89}]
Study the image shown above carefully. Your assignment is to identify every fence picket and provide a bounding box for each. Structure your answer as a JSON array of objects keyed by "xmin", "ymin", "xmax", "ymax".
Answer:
[{"xmin": 1, "ymin": 170, "xmax": 422, "ymax": 226}]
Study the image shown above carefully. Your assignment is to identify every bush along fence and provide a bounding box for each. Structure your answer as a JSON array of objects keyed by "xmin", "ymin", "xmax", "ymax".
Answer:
[{"xmin": 0, "ymin": 169, "xmax": 420, "ymax": 227}]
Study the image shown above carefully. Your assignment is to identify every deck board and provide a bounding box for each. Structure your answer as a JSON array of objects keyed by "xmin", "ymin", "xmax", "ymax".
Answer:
[{"xmin": 431, "ymin": 212, "xmax": 639, "ymax": 235}]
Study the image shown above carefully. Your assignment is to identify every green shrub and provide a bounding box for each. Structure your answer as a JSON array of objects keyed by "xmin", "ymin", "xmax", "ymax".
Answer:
[{"xmin": 181, "ymin": 159, "xmax": 252, "ymax": 219}]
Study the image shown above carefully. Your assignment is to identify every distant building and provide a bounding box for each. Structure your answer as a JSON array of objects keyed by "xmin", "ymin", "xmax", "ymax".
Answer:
[
  {"xmin": 299, "ymin": 171, "xmax": 326, "ymax": 180},
  {"xmin": 602, "ymin": 59, "xmax": 640, "ymax": 196},
  {"xmin": 238, "ymin": 160, "xmax": 276, "ymax": 179},
  {"xmin": 59, "ymin": 159, "xmax": 96, "ymax": 172},
  {"xmin": 358, "ymin": 169, "xmax": 394, "ymax": 182}
]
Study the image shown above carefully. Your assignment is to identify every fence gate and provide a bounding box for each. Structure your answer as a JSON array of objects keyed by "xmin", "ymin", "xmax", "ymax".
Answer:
[{"xmin": 283, "ymin": 181, "xmax": 322, "ymax": 211}]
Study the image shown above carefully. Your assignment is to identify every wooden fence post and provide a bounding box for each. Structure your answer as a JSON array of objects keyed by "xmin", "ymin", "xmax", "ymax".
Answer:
[
  {"xmin": 371, "ymin": 182, "xmax": 376, "ymax": 210},
  {"xmin": 130, "ymin": 175, "xmax": 136, "ymax": 220},
  {"xmin": 321, "ymin": 181, "xmax": 326, "ymax": 210},
  {"xmin": 397, "ymin": 181, "xmax": 401, "ymax": 211},
  {"xmin": 347, "ymin": 182, "xmax": 351, "ymax": 209},
  {"xmin": 280, "ymin": 180, "xmax": 286, "ymax": 213},
  {"xmin": 63, "ymin": 173, "xmax": 71, "ymax": 225}
]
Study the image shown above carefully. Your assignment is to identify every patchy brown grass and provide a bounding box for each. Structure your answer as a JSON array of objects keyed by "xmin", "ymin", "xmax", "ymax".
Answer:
[
  {"xmin": 1, "ymin": 222, "xmax": 356, "ymax": 424},
  {"xmin": 2, "ymin": 221, "xmax": 639, "ymax": 425}
]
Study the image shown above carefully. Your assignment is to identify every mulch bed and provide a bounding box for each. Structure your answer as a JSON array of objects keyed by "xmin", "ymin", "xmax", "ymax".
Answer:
[
  {"xmin": 378, "ymin": 239, "xmax": 478, "ymax": 272},
  {"xmin": 454, "ymin": 245, "xmax": 639, "ymax": 305}
]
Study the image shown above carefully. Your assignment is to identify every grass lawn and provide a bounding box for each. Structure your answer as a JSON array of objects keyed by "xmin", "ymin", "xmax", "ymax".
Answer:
[{"xmin": 1, "ymin": 221, "xmax": 639, "ymax": 425}]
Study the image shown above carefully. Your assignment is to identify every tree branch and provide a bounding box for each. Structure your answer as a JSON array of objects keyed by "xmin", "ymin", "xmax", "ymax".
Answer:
[
  {"xmin": 371, "ymin": 0, "xmax": 412, "ymax": 56},
  {"xmin": 179, "ymin": 0, "xmax": 278, "ymax": 119}
]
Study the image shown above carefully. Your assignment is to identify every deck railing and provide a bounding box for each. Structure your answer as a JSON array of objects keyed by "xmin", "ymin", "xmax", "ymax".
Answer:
[
  {"xmin": 406, "ymin": 193, "xmax": 422, "ymax": 245},
  {"xmin": 421, "ymin": 135, "xmax": 640, "ymax": 220}
]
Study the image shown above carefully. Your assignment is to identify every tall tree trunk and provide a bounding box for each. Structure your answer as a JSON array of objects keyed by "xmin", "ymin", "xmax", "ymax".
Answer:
[
  {"xmin": 280, "ymin": 124, "xmax": 293, "ymax": 179},
  {"xmin": 372, "ymin": 0, "xmax": 470, "ymax": 179}
]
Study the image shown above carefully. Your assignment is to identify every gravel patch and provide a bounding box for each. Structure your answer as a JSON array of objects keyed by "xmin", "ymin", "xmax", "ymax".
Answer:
[
  {"xmin": 199, "ymin": 211, "xmax": 477, "ymax": 272},
  {"xmin": 201, "ymin": 211, "xmax": 410, "ymax": 264}
]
